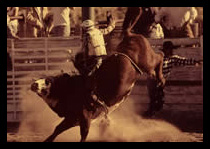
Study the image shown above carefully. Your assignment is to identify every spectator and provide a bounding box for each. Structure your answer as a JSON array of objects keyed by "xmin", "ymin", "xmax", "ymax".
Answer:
[
  {"xmin": 144, "ymin": 41, "xmax": 202, "ymax": 117},
  {"xmin": 7, "ymin": 15, "xmax": 19, "ymax": 39},
  {"xmin": 155, "ymin": 7, "xmax": 198, "ymax": 38},
  {"xmin": 50, "ymin": 7, "xmax": 75, "ymax": 37},
  {"xmin": 7, "ymin": 14, "xmax": 14, "ymax": 38},
  {"xmin": 149, "ymin": 23, "xmax": 164, "ymax": 39},
  {"xmin": 7, "ymin": 7, "xmax": 19, "ymax": 36},
  {"xmin": 16, "ymin": 7, "xmax": 26, "ymax": 38},
  {"xmin": 25, "ymin": 7, "xmax": 49, "ymax": 37}
]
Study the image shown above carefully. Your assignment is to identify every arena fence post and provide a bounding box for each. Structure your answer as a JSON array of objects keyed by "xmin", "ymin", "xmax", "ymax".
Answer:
[
  {"xmin": 81, "ymin": 7, "xmax": 95, "ymax": 59},
  {"xmin": 45, "ymin": 38, "xmax": 49, "ymax": 73},
  {"xmin": 11, "ymin": 39, "xmax": 16, "ymax": 121},
  {"xmin": 82, "ymin": 7, "xmax": 95, "ymax": 22}
]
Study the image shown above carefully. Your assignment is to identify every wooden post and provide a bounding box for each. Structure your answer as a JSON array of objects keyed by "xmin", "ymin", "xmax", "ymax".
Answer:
[
  {"xmin": 45, "ymin": 38, "xmax": 49, "ymax": 74},
  {"xmin": 82, "ymin": 7, "xmax": 95, "ymax": 22},
  {"xmin": 81, "ymin": 7, "xmax": 95, "ymax": 55},
  {"xmin": 11, "ymin": 39, "xmax": 16, "ymax": 121}
]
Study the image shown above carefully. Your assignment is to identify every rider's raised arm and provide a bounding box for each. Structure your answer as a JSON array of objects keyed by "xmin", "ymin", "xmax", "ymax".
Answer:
[{"xmin": 99, "ymin": 14, "xmax": 116, "ymax": 35}]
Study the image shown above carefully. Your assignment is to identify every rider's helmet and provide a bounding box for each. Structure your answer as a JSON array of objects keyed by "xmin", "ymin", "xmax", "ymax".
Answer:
[{"xmin": 81, "ymin": 20, "xmax": 95, "ymax": 30}]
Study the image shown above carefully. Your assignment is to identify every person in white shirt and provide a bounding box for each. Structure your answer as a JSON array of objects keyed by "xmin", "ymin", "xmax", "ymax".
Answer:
[
  {"xmin": 7, "ymin": 7, "xmax": 19, "ymax": 36},
  {"xmin": 50, "ymin": 7, "xmax": 75, "ymax": 37},
  {"xmin": 155, "ymin": 7, "xmax": 198, "ymax": 38},
  {"xmin": 25, "ymin": 7, "xmax": 49, "ymax": 37}
]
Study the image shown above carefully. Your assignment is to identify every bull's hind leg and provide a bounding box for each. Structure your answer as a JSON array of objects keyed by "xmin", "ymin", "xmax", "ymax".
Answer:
[{"xmin": 44, "ymin": 117, "xmax": 78, "ymax": 142}]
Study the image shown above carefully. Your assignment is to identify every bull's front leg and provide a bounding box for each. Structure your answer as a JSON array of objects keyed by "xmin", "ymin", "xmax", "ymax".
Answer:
[{"xmin": 44, "ymin": 117, "xmax": 77, "ymax": 142}]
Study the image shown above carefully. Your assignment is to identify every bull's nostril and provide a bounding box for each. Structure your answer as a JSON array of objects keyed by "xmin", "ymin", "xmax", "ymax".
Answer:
[
  {"xmin": 41, "ymin": 89, "xmax": 48, "ymax": 96},
  {"xmin": 31, "ymin": 83, "xmax": 38, "ymax": 91}
]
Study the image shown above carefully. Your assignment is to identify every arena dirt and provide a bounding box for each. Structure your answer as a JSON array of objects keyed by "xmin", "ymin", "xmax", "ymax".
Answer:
[{"xmin": 14, "ymin": 79, "xmax": 199, "ymax": 142}]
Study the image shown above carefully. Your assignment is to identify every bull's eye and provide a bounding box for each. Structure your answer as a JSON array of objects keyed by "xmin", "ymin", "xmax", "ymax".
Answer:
[{"xmin": 45, "ymin": 79, "xmax": 50, "ymax": 86}]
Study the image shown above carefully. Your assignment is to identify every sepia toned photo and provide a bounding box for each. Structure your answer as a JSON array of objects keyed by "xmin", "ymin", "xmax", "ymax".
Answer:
[{"xmin": 7, "ymin": 7, "xmax": 203, "ymax": 142}]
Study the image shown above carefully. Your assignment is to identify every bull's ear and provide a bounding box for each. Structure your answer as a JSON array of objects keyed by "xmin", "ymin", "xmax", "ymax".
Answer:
[
  {"xmin": 45, "ymin": 77, "xmax": 55, "ymax": 86},
  {"xmin": 45, "ymin": 78, "xmax": 51, "ymax": 86}
]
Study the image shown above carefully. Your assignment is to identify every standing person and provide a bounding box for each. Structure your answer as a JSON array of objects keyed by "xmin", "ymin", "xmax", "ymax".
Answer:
[
  {"xmin": 155, "ymin": 7, "xmax": 198, "ymax": 38},
  {"xmin": 25, "ymin": 7, "xmax": 49, "ymax": 37},
  {"xmin": 50, "ymin": 7, "xmax": 75, "ymax": 37},
  {"xmin": 7, "ymin": 7, "xmax": 19, "ymax": 36},
  {"xmin": 144, "ymin": 41, "xmax": 202, "ymax": 117},
  {"xmin": 7, "ymin": 13, "xmax": 19, "ymax": 39},
  {"xmin": 73, "ymin": 12, "xmax": 115, "ymax": 76}
]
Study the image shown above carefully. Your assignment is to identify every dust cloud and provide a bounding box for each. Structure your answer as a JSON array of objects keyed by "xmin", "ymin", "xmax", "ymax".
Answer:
[{"xmin": 17, "ymin": 79, "xmax": 194, "ymax": 142}]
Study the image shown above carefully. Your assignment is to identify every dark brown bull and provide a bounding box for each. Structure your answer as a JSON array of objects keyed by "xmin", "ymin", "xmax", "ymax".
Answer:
[{"xmin": 31, "ymin": 33, "xmax": 165, "ymax": 142}]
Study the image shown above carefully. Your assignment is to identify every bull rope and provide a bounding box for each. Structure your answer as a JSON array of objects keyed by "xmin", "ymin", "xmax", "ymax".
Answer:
[{"xmin": 114, "ymin": 52, "xmax": 144, "ymax": 75}]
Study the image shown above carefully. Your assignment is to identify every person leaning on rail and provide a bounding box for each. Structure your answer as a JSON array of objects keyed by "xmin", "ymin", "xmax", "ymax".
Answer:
[{"xmin": 144, "ymin": 41, "xmax": 203, "ymax": 117}]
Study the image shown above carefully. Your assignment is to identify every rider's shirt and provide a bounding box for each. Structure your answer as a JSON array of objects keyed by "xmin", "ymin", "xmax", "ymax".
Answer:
[{"xmin": 86, "ymin": 28, "xmax": 107, "ymax": 56}]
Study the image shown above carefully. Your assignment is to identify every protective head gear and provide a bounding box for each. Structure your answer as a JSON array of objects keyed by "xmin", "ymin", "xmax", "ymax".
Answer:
[
  {"xmin": 162, "ymin": 41, "xmax": 180, "ymax": 50},
  {"xmin": 81, "ymin": 20, "xmax": 95, "ymax": 30},
  {"xmin": 161, "ymin": 41, "xmax": 180, "ymax": 57}
]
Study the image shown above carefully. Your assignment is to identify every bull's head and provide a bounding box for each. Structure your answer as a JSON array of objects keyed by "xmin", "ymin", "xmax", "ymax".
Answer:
[{"xmin": 31, "ymin": 77, "xmax": 53, "ymax": 98}]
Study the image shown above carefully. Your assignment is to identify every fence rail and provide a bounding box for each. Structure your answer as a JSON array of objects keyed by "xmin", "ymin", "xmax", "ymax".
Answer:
[{"xmin": 7, "ymin": 36, "xmax": 203, "ymax": 122}]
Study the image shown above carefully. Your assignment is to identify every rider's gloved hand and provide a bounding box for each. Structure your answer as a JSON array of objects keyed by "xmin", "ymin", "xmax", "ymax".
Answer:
[{"xmin": 107, "ymin": 11, "xmax": 115, "ymax": 25}]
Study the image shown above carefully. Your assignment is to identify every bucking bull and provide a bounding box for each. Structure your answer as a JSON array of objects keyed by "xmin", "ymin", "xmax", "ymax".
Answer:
[{"xmin": 31, "ymin": 33, "xmax": 165, "ymax": 142}]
